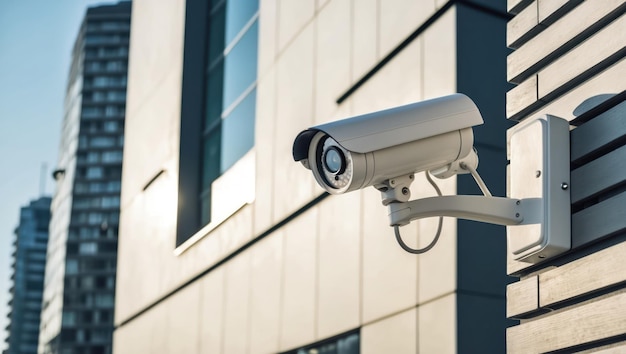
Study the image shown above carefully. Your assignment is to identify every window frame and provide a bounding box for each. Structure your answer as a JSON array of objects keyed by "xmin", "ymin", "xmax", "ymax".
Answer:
[{"xmin": 175, "ymin": 0, "xmax": 258, "ymax": 251}]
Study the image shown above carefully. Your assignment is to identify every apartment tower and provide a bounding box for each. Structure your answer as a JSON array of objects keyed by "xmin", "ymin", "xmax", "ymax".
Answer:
[
  {"xmin": 39, "ymin": 3, "xmax": 131, "ymax": 354},
  {"xmin": 5, "ymin": 197, "xmax": 51, "ymax": 354}
]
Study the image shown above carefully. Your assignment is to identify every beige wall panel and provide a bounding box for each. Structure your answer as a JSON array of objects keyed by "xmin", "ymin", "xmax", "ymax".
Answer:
[
  {"xmin": 516, "ymin": 59, "xmax": 626, "ymax": 125},
  {"xmin": 351, "ymin": 38, "xmax": 422, "ymax": 116},
  {"xmin": 249, "ymin": 233, "xmax": 283, "ymax": 354},
  {"xmin": 165, "ymin": 283, "xmax": 201, "ymax": 354},
  {"xmin": 506, "ymin": 275, "xmax": 538, "ymax": 318},
  {"xmin": 176, "ymin": 205, "xmax": 254, "ymax": 288},
  {"xmin": 423, "ymin": 8, "xmax": 456, "ymax": 100},
  {"xmin": 258, "ymin": 0, "xmax": 277, "ymax": 79},
  {"xmin": 507, "ymin": 290, "xmax": 626, "ymax": 354},
  {"xmin": 116, "ymin": 298, "xmax": 169, "ymax": 354},
  {"xmin": 277, "ymin": 0, "xmax": 315, "ymax": 53},
  {"xmin": 314, "ymin": 0, "xmax": 352, "ymax": 125},
  {"xmin": 507, "ymin": 0, "xmax": 623, "ymax": 83},
  {"xmin": 198, "ymin": 269, "xmax": 225, "ymax": 354},
  {"xmin": 210, "ymin": 199, "xmax": 255, "ymax": 256},
  {"xmin": 115, "ymin": 279, "xmax": 202, "ymax": 354},
  {"xmin": 508, "ymin": 0, "xmax": 532, "ymax": 14},
  {"xmin": 121, "ymin": 69, "xmax": 182, "ymax": 209},
  {"xmin": 125, "ymin": 0, "xmax": 184, "ymax": 116},
  {"xmin": 254, "ymin": 68, "xmax": 276, "ymax": 235},
  {"xmin": 117, "ymin": 160, "xmax": 252, "ymax": 322},
  {"xmin": 577, "ymin": 342, "xmax": 626, "ymax": 353},
  {"xmin": 506, "ymin": 75, "xmax": 538, "ymax": 119},
  {"xmin": 112, "ymin": 306, "xmax": 155, "ymax": 354},
  {"xmin": 317, "ymin": 0, "xmax": 331, "ymax": 11},
  {"xmin": 379, "ymin": 0, "xmax": 435, "ymax": 57},
  {"xmin": 351, "ymin": 0, "xmax": 378, "ymax": 81},
  {"xmin": 273, "ymin": 23, "xmax": 316, "ymax": 223},
  {"xmin": 413, "ymin": 173, "xmax": 457, "ymax": 304},
  {"xmin": 317, "ymin": 192, "xmax": 361, "ymax": 339},
  {"xmin": 417, "ymin": 215, "xmax": 457, "ymax": 303},
  {"xmin": 540, "ymin": 242, "xmax": 626, "ymax": 307},
  {"xmin": 507, "ymin": 1, "xmax": 538, "ymax": 48},
  {"xmin": 538, "ymin": 14, "xmax": 626, "ymax": 99},
  {"xmin": 279, "ymin": 209, "xmax": 318, "ymax": 351},
  {"xmin": 537, "ymin": 0, "xmax": 570, "ymax": 23},
  {"xmin": 361, "ymin": 186, "xmax": 419, "ymax": 324},
  {"xmin": 361, "ymin": 308, "xmax": 418, "ymax": 354},
  {"xmin": 418, "ymin": 293, "xmax": 457, "ymax": 354},
  {"xmin": 122, "ymin": 0, "xmax": 184, "ymax": 207},
  {"xmin": 115, "ymin": 172, "xmax": 178, "ymax": 324},
  {"xmin": 222, "ymin": 252, "xmax": 252, "ymax": 354}
]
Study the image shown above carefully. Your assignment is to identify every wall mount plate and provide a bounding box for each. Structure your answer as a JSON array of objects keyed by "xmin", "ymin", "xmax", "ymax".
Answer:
[{"xmin": 507, "ymin": 115, "xmax": 571, "ymax": 263}]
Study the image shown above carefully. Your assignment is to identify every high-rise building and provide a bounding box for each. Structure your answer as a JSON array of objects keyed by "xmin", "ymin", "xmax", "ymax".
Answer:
[
  {"xmin": 5, "ymin": 197, "xmax": 51, "ymax": 354},
  {"xmin": 39, "ymin": 3, "xmax": 131, "ymax": 354}
]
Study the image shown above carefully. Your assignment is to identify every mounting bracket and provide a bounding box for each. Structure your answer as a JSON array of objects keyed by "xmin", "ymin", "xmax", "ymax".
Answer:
[{"xmin": 385, "ymin": 115, "xmax": 571, "ymax": 264}]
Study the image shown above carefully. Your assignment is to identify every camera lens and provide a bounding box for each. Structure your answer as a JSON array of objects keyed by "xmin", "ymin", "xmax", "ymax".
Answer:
[{"xmin": 323, "ymin": 147, "xmax": 345, "ymax": 174}]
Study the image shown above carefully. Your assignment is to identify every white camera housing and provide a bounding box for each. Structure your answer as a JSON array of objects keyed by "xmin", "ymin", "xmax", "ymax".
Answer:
[
  {"xmin": 292, "ymin": 94, "xmax": 571, "ymax": 265},
  {"xmin": 292, "ymin": 94, "xmax": 484, "ymax": 194}
]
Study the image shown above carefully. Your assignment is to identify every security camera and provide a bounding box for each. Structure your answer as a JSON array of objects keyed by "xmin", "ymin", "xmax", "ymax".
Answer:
[
  {"xmin": 292, "ymin": 94, "xmax": 484, "ymax": 196},
  {"xmin": 292, "ymin": 94, "xmax": 571, "ymax": 263}
]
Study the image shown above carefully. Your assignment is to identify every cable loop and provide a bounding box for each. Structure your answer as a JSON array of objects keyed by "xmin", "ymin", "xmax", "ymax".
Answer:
[{"xmin": 394, "ymin": 172, "xmax": 443, "ymax": 254}]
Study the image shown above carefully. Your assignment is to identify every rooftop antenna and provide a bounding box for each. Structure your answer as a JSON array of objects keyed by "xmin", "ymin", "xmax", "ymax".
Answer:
[{"xmin": 40, "ymin": 162, "xmax": 47, "ymax": 196}]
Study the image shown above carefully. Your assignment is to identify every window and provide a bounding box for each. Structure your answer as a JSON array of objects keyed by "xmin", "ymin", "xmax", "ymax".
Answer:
[
  {"xmin": 89, "ymin": 182, "xmax": 105, "ymax": 193},
  {"xmin": 79, "ymin": 242, "xmax": 98, "ymax": 254},
  {"xmin": 90, "ymin": 137, "xmax": 115, "ymax": 148},
  {"xmin": 85, "ymin": 62, "xmax": 102, "ymax": 72},
  {"xmin": 66, "ymin": 259, "xmax": 78, "ymax": 274},
  {"xmin": 87, "ymin": 213, "xmax": 103, "ymax": 225},
  {"xmin": 283, "ymin": 332, "xmax": 360, "ymax": 354},
  {"xmin": 94, "ymin": 293, "xmax": 114, "ymax": 307},
  {"xmin": 199, "ymin": 0, "xmax": 258, "ymax": 227},
  {"xmin": 61, "ymin": 311, "xmax": 76, "ymax": 327},
  {"xmin": 106, "ymin": 61, "xmax": 125, "ymax": 71},
  {"xmin": 82, "ymin": 107, "xmax": 102, "ymax": 118},
  {"xmin": 106, "ymin": 181, "xmax": 121, "ymax": 192},
  {"xmin": 92, "ymin": 75, "xmax": 126, "ymax": 88},
  {"xmin": 105, "ymin": 105, "xmax": 122, "ymax": 117},
  {"xmin": 101, "ymin": 196, "xmax": 120, "ymax": 208},
  {"xmin": 176, "ymin": 0, "xmax": 258, "ymax": 247},
  {"xmin": 79, "ymin": 228, "xmax": 98, "ymax": 239},
  {"xmin": 102, "ymin": 150, "xmax": 122, "ymax": 163},
  {"xmin": 87, "ymin": 152, "xmax": 100, "ymax": 163},
  {"xmin": 103, "ymin": 121, "xmax": 119, "ymax": 132},
  {"xmin": 86, "ymin": 167, "xmax": 103, "ymax": 179},
  {"xmin": 107, "ymin": 90, "xmax": 126, "ymax": 101}
]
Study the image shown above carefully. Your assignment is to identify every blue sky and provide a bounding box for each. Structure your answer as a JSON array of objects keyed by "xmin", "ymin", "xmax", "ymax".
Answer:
[{"xmin": 0, "ymin": 1, "xmax": 114, "ymax": 348}]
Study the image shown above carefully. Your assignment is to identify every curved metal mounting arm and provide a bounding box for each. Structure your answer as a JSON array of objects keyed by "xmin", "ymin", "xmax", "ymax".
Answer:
[{"xmin": 387, "ymin": 195, "xmax": 543, "ymax": 227}]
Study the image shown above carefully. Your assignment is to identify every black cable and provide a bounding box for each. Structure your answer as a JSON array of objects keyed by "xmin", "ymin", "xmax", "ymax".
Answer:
[{"xmin": 394, "ymin": 172, "xmax": 444, "ymax": 254}]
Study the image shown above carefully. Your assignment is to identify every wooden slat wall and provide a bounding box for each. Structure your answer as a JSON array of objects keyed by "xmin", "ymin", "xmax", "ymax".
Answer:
[
  {"xmin": 506, "ymin": 0, "xmax": 626, "ymax": 120},
  {"xmin": 506, "ymin": 1, "xmax": 626, "ymax": 352}
]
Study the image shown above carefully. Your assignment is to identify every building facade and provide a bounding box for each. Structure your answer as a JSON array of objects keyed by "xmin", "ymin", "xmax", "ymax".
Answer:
[
  {"xmin": 505, "ymin": 0, "xmax": 626, "ymax": 352},
  {"xmin": 113, "ymin": 0, "xmax": 511, "ymax": 353},
  {"xmin": 39, "ymin": 3, "xmax": 131, "ymax": 354},
  {"xmin": 5, "ymin": 197, "xmax": 51, "ymax": 354}
]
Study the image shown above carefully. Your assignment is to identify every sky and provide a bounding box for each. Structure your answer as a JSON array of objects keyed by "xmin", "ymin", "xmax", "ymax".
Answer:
[{"xmin": 0, "ymin": 1, "xmax": 114, "ymax": 348}]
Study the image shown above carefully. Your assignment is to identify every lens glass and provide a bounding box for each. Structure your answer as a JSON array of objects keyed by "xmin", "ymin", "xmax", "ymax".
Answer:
[{"xmin": 324, "ymin": 147, "xmax": 344, "ymax": 174}]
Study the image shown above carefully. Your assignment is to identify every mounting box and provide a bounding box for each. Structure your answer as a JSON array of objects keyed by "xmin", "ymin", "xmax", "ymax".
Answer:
[{"xmin": 507, "ymin": 115, "xmax": 571, "ymax": 263}]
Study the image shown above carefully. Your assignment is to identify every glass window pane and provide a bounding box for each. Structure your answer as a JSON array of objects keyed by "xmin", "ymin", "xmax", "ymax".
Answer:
[
  {"xmin": 202, "ymin": 130, "xmax": 222, "ymax": 191},
  {"xmin": 221, "ymin": 89, "xmax": 255, "ymax": 172},
  {"xmin": 208, "ymin": 4, "xmax": 226, "ymax": 64},
  {"xmin": 225, "ymin": 0, "xmax": 258, "ymax": 46},
  {"xmin": 200, "ymin": 191, "xmax": 211, "ymax": 226},
  {"xmin": 222, "ymin": 20, "xmax": 258, "ymax": 110},
  {"xmin": 205, "ymin": 63, "xmax": 224, "ymax": 130}
]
